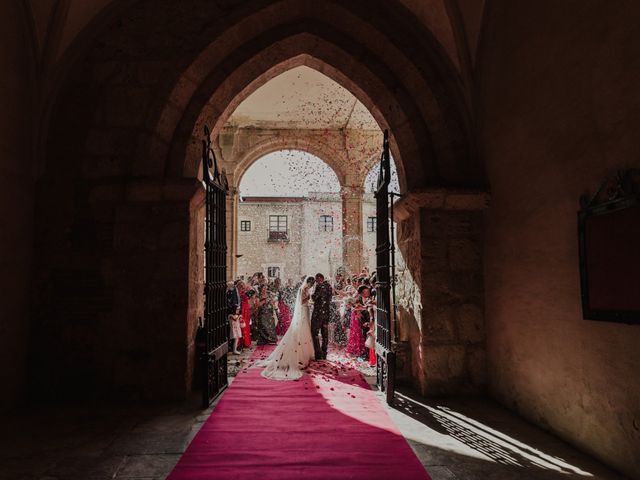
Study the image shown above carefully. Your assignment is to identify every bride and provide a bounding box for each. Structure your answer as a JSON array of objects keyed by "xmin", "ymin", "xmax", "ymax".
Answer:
[{"xmin": 260, "ymin": 276, "xmax": 316, "ymax": 380}]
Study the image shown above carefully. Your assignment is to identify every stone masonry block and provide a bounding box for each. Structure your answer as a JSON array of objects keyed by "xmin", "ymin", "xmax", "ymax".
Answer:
[
  {"xmin": 421, "ymin": 237, "xmax": 448, "ymax": 271},
  {"xmin": 449, "ymin": 238, "xmax": 480, "ymax": 271},
  {"xmin": 457, "ymin": 303, "xmax": 485, "ymax": 343},
  {"xmin": 424, "ymin": 305, "xmax": 456, "ymax": 343},
  {"xmin": 467, "ymin": 346, "xmax": 487, "ymax": 386},
  {"xmin": 425, "ymin": 345, "xmax": 466, "ymax": 382},
  {"xmin": 420, "ymin": 211, "xmax": 445, "ymax": 238}
]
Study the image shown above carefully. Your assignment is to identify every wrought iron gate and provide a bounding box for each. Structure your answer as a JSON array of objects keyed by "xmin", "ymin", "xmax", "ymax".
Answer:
[
  {"xmin": 200, "ymin": 126, "xmax": 229, "ymax": 408},
  {"xmin": 375, "ymin": 130, "xmax": 396, "ymax": 405}
]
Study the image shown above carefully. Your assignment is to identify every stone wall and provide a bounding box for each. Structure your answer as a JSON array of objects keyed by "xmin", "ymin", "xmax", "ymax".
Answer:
[
  {"xmin": 300, "ymin": 195, "xmax": 343, "ymax": 278},
  {"xmin": 394, "ymin": 191, "xmax": 488, "ymax": 396},
  {"xmin": 0, "ymin": 2, "xmax": 35, "ymax": 410},
  {"xmin": 30, "ymin": 178, "xmax": 201, "ymax": 402},
  {"xmin": 237, "ymin": 200, "xmax": 304, "ymax": 281},
  {"xmin": 477, "ymin": 2, "xmax": 640, "ymax": 477},
  {"xmin": 236, "ymin": 194, "xmax": 377, "ymax": 281}
]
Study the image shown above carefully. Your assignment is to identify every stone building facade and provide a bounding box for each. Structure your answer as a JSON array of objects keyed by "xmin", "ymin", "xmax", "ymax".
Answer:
[{"xmin": 237, "ymin": 193, "xmax": 377, "ymax": 281}]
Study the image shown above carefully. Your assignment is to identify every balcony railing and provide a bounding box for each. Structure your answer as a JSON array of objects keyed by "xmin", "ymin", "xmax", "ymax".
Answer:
[{"xmin": 267, "ymin": 229, "xmax": 289, "ymax": 242}]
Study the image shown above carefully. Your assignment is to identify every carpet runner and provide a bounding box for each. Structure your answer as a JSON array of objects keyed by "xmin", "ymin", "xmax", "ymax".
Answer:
[{"xmin": 167, "ymin": 346, "xmax": 431, "ymax": 479}]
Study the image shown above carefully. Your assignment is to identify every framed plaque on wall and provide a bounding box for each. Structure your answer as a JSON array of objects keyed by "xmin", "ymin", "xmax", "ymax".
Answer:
[{"xmin": 578, "ymin": 170, "xmax": 640, "ymax": 324}]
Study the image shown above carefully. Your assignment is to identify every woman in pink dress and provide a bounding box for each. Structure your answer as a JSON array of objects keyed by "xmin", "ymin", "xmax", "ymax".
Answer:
[
  {"xmin": 346, "ymin": 299, "xmax": 365, "ymax": 357},
  {"xmin": 273, "ymin": 278, "xmax": 292, "ymax": 336},
  {"xmin": 239, "ymin": 282, "xmax": 252, "ymax": 348}
]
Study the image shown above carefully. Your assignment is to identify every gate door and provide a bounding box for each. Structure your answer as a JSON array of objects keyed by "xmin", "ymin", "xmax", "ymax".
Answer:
[
  {"xmin": 375, "ymin": 130, "xmax": 396, "ymax": 405},
  {"xmin": 201, "ymin": 126, "xmax": 229, "ymax": 408}
]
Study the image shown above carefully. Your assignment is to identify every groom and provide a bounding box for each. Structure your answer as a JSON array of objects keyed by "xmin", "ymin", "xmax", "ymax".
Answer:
[{"xmin": 311, "ymin": 273, "xmax": 332, "ymax": 360}]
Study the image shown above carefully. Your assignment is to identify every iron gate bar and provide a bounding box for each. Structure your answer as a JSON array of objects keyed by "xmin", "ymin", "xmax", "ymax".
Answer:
[
  {"xmin": 200, "ymin": 125, "xmax": 229, "ymax": 408},
  {"xmin": 389, "ymin": 191, "xmax": 402, "ymax": 341},
  {"xmin": 375, "ymin": 130, "xmax": 396, "ymax": 405}
]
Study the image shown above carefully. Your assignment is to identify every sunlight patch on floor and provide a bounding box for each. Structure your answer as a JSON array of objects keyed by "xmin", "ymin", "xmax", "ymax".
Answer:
[{"xmin": 394, "ymin": 393, "xmax": 594, "ymax": 477}]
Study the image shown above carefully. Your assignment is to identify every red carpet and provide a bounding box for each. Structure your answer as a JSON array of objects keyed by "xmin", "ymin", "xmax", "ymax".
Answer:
[{"xmin": 167, "ymin": 346, "xmax": 431, "ymax": 480}]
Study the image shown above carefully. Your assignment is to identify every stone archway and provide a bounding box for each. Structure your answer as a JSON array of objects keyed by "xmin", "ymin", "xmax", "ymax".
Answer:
[
  {"xmin": 130, "ymin": 0, "xmax": 480, "ymax": 188},
  {"xmin": 224, "ymin": 130, "xmax": 378, "ymax": 279},
  {"xmin": 35, "ymin": 0, "xmax": 485, "ymax": 402}
]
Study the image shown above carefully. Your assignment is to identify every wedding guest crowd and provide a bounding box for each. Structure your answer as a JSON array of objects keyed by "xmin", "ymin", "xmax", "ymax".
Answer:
[
  {"xmin": 225, "ymin": 273, "xmax": 297, "ymax": 351},
  {"xmin": 225, "ymin": 268, "xmax": 378, "ymax": 366}
]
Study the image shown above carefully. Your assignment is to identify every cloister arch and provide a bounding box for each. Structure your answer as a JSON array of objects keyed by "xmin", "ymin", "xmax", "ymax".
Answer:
[
  {"xmin": 228, "ymin": 139, "xmax": 374, "ymax": 277},
  {"xmin": 237, "ymin": 150, "xmax": 342, "ymax": 195},
  {"xmin": 229, "ymin": 133, "xmax": 351, "ymax": 190}
]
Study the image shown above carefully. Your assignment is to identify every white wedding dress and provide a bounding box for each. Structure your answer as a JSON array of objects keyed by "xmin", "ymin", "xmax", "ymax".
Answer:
[{"xmin": 260, "ymin": 284, "xmax": 315, "ymax": 380}]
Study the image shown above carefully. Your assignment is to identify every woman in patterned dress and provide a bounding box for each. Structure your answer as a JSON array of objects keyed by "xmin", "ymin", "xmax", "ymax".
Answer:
[{"xmin": 256, "ymin": 284, "xmax": 278, "ymax": 345}]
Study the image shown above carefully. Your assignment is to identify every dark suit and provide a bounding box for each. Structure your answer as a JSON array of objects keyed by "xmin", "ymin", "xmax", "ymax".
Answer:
[
  {"xmin": 226, "ymin": 287, "xmax": 240, "ymax": 315},
  {"xmin": 311, "ymin": 281, "xmax": 333, "ymax": 359}
]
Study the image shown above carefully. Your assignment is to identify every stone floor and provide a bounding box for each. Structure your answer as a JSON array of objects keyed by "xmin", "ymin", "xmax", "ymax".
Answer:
[
  {"xmin": 0, "ymin": 354, "xmax": 628, "ymax": 480},
  {"xmin": 383, "ymin": 389, "xmax": 628, "ymax": 480}
]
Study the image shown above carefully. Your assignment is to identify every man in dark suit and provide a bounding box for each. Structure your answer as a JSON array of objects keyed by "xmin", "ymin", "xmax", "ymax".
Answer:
[
  {"xmin": 226, "ymin": 280, "xmax": 241, "ymax": 316},
  {"xmin": 311, "ymin": 273, "xmax": 333, "ymax": 360}
]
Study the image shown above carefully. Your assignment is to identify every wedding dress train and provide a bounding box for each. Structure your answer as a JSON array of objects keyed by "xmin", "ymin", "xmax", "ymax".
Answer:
[{"xmin": 260, "ymin": 284, "xmax": 315, "ymax": 380}]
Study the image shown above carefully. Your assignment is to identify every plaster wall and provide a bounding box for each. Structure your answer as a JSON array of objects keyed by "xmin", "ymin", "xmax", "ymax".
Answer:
[
  {"xmin": 237, "ymin": 195, "xmax": 345, "ymax": 281},
  {"xmin": 0, "ymin": 2, "xmax": 35, "ymax": 410},
  {"xmin": 478, "ymin": 2, "xmax": 640, "ymax": 477},
  {"xmin": 299, "ymin": 195, "xmax": 343, "ymax": 279}
]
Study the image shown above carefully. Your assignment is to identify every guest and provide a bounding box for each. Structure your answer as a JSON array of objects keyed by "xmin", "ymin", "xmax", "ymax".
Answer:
[
  {"xmin": 239, "ymin": 281, "xmax": 252, "ymax": 348},
  {"xmin": 344, "ymin": 277, "xmax": 356, "ymax": 296},
  {"xmin": 247, "ymin": 287, "xmax": 259, "ymax": 340},
  {"xmin": 273, "ymin": 278, "xmax": 292, "ymax": 335},
  {"xmin": 365, "ymin": 316, "xmax": 376, "ymax": 365},
  {"xmin": 256, "ymin": 284, "xmax": 277, "ymax": 345},
  {"xmin": 283, "ymin": 278, "xmax": 296, "ymax": 312},
  {"xmin": 358, "ymin": 285, "xmax": 375, "ymax": 358},
  {"xmin": 330, "ymin": 296, "xmax": 346, "ymax": 347},
  {"xmin": 226, "ymin": 280, "xmax": 241, "ymax": 315},
  {"xmin": 369, "ymin": 272, "xmax": 377, "ymax": 296},
  {"xmin": 346, "ymin": 296, "xmax": 365, "ymax": 357},
  {"xmin": 229, "ymin": 307, "xmax": 242, "ymax": 354}
]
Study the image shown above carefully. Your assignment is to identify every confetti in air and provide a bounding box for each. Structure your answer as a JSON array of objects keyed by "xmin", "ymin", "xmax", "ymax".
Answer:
[{"xmin": 227, "ymin": 65, "xmax": 400, "ymax": 283}]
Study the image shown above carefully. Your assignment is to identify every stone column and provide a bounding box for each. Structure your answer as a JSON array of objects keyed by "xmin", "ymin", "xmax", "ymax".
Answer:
[
  {"xmin": 341, "ymin": 184, "xmax": 364, "ymax": 275},
  {"xmin": 394, "ymin": 189, "xmax": 489, "ymax": 396}
]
